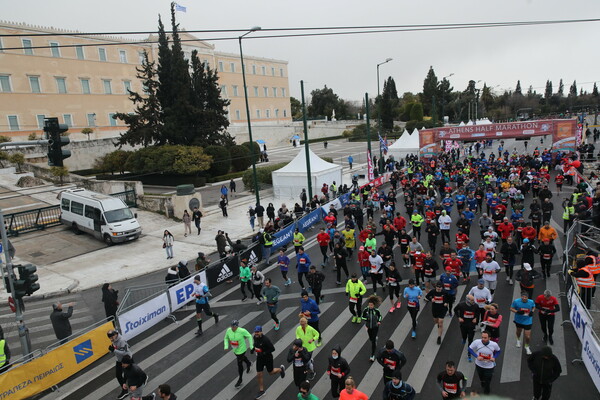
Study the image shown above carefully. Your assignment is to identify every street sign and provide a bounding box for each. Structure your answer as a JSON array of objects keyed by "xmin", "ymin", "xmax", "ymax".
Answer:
[{"xmin": 8, "ymin": 296, "xmax": 15, "ymax": 313}]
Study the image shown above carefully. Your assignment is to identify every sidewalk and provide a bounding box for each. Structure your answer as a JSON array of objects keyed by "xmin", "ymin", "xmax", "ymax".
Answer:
[{"xmin": 1, "ymin": 162, "xmax": 370, "ymax": 300}]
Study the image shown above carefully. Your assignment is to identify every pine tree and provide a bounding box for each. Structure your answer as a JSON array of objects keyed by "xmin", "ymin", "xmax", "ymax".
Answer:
[
  {"xmin": 380, "ymin": 77, "xmax": 399, "ymax": 132},
  {"xmin": 593, "ymin": 83, "xmax": 599, "ymax": 98},
  {"xmin": 558, "ymin": 79, "xmax": 564, "ymax": 97},
  {"xmin": 515, "ymin": 80, "xmax": 522, "ymax": 96},
  {"xmin": 114, "ymin": 51, "xmax": 164, "ymax": 146},
  {"xmin": 569, "ymin": 80, "xmax": 578, "ymax": 97},
  {"xmin": 544, "ymin": 80, "xmax": 553, "ymax": 99},
  {"xmin": 422, "ymin": 66, "xmax": 439, "ymax": 115}
]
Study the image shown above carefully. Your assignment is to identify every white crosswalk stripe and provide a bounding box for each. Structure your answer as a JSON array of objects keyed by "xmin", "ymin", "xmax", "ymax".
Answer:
[{"xmin": 500, "ymin": 283, "xmax": 525, "ymax": 383}]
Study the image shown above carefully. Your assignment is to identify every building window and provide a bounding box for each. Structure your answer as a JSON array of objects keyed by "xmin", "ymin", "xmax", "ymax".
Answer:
[
  {"xmin": 232, "ymin": 85, "xmax": 238, "ymax": 97},
  {"xmin": 103, "ymin": 79, "xmax": 112, "ymax": 94},
  {"xmin": 252, "ymin": 65, "xmax": 256, "ymax": 74},
  {"xmin": 138, "ymin": 51, "xmax": 145, "ymax": 64},
  {"xmin": 271, "ymin": 67, "xmax": 275, "ymax": 76},
  {"xmin": 98, "ymin": 48, "xmax": 107, "ymax": 61},
  {"xmin": 261, "ymin": 66, "xmax": 266, "ymax": 75},
  {"xmin": 0, "ymin": 75, "xmax": 12, "ymax": 92},
  {"xmin": 76, "ymin": 45, "xmax": 85, "ymax": 60},
  {"xmin": 55, "ymin": 77, "xmax": 67, "ymax": 94},
  {"xmin": 0, "ymin": 38, "xmax": 3, "ymax": 52},
  {"xmin": 7, "ymin": 115, "xmax": 19, "ymax": 131},
  {"xmin": 280, "ymin": 68, "xmax": 284, "ymax": 77},
  {"xmin": 63, "ymin": 114, "xmax": 73, "ymax": 127},
  {"xmin": 253, "ymin": 87, "xmax": 259, "ymax": 97},
  {"xmin": 220, "ymin": 85, "xmax": 227, "ymax": 97},
  {"xmin": 50, "ymin": 42, "xmax": 60, "ymax": 57},
  {"xmin": 273, "ymin": 87, "xmax": 278, "ymax": 97},
  {"xmin": 108, "ymin": 113, "xmax": 117, "ymax": 126},
  {"xmin": 36, "ymin": 115, "xmax": 46, "ymax": 129},
  {"xmin": 266, "ymin": 109, "xmax": 270, "ymax": 118},
  {"xmin": 119, "ymin": 50, "xmax": 127, "ymax": 63},
  {"xmin": 263, "ymin": 87, "xmax": 269, "ymax": 97},
  {"xmin": 235, "ymin": 110, "xmax": 241, "ymax": 120},
  {"xmin": 256, "ymin": 109, "xmax": 261, "ymax": 119},
  {"xmin": 282, "ymin": 88, "xmax": 286, "ymax": 97},
  {"xmin": 275, "ymin": 109, "xmax": 279, "ymax": 117},
  {"xmin": 123, "ymin": 80, "xmax": 132, "ymax": 93},
  {"xmin": 218, "ymin": 61, "xmax": 224, "ymax": 72},
  {"xmin": 230, "ymin": 62, "xmax": 235, "ymax": 72},
  {"xmin": 29, "ymin": 76, "xmax": 41, "ymax": 93},
  {"xmin": 87, "ymin": 113, "xmax": 96, "ymax": 127},
  {"xmin": 80, "ymin": 78, "xmax": 91, "ymax": 94},
  {"xmin": 22, "ymin": 39, "xmax": 33, "ymax": 55},
  {"xmin": 283, "ymin": 110, "xmax": 287, "ymax": 117}
]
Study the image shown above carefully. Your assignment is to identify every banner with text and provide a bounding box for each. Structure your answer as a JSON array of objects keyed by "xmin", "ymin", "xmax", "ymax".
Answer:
[
  {"xmin": 239, "ymin": 244, "xmax": 262, "ymax": 268},
  {"xmin": 206, "ymin": 255, "xmax": 240, "ymax": 288},
  {"xmin": 168, "ymin": 270, "xmax": 207, "ymax": 313},
  {"xmin": 118, "ymin": 293, "xmax": 170, "ymax": 340},
  {"xmin": 0, "ymin": 321, "xmax": 112, "ymax": 400},
  {"xmin": 272, "ymin": 223, "xmax": 296, "ymax": 251},
  {"xmin": 298, "ymin": 209, "xmax": 323, "ymax": 234},
  {"xmin": 581, "ymin": 327, "xmax": 600, "ymax": 394}
]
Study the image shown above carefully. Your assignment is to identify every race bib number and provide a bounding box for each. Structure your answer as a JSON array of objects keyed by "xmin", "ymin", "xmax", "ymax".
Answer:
[
  {"xmin": 520, "ymin": 308, "xmax": 530, "ymax": 315},
  {"xmin": 464, "ymin": 311, "xmax": 475, "ymax": 318},
  {"xmin": 443, "ymin": 382, "xmax": 458, "ymax": 394},
  {"xmin": 349, "ymin": 297, "xmax": 358, "ymax": 303},
  {"xmin": 230, "ymin": 340, "xmax": 239, "ymax": 347},
  {"xmin": 408, "ymin": 300, "xmax": 417, "ymax": 307},
  {"xmin": 294, "ymin": 358, "xmax": 304, "ymax": 367}
]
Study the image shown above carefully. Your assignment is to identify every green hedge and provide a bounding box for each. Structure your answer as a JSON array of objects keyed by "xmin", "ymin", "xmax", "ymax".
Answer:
[{"xmin": 242, "ymin": 162, "xmax": 287, "ymax": 192}]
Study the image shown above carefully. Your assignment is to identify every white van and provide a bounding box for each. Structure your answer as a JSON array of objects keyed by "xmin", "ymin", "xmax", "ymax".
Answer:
[{"xmin": 59, "ymin": 189, "xmax": 142, "ymax": 245}]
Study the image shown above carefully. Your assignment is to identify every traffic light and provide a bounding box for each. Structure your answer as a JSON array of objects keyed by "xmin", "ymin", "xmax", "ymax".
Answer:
[
  {"xmin": 18, "ymin": 264, "xmax": 39, "ymax": 296},
  {"xmin": 12, "ymin": 274, "xmax": 27, "ymax": 300},
  {"xmin": 44, "ymin": 117, "xmax": 71, "ymax": 167}
]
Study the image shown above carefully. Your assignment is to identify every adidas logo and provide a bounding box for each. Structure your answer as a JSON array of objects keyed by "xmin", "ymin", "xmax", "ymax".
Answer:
[
  {"xmin": 248, "ymin": 251, "xmax": 259, "ymax": 266},
  {"xmin": 217, "ymin": 264, "xmax": 233, "ymax": 282}
]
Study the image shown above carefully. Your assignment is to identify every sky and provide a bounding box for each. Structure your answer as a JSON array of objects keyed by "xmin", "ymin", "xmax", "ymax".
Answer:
[{"xmin": 4, "ymin": 0, "xmax": 600, "ymax": 102}]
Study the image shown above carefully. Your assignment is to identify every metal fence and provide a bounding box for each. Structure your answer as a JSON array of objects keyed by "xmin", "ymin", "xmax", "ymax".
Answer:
[
  {"xmin": 111, "ymin": 189, "xmax": 137, "ymax": 207},
  {"xmin": 5, "ymin": 205, "xmax": 61, "ymax": 237}
]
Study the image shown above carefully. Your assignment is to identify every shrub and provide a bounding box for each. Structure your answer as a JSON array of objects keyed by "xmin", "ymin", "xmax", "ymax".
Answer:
[
  {"xmin": 242, "ymin": 162, "xmax": 287, "ymax": 192},
  {"xmin": 94, "ymin": 150, "xmax": 132, "ymax": 174},
  {"xmin": 241, "ymin": 141, "xmax": 260, "ymax": 163},
  {"xmin": 229, "ymin": 144, "xmax": 251, "ymax": 172},
  {"xmin": 8, "ymin": 152, "xmax": 25, "ymax": 173},
  {"xmin": 0, "ymin": 136, "xmax": 11, "ymax": 143},
  {"xmin": 204, "ymin": 145, "xmax": 231, "ymax": 177},
  {"xmin": 410, "ymin": 103, "xmax": 424, "ymax": 121},
  {"xmin": 28, "ymin": 133, "xmax": 37, "ymax": 140},
  {"xmin": 123, "ymin": 145, "xmax": 211, "ymax": 175},
  {"xmin": 50, "ymin": 166, "xmax": 69, "ymax": 186}
]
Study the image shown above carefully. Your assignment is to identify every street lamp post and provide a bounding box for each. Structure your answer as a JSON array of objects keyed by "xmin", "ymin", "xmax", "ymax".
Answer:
[
  {"xmin": 376, "ymin": 58, "xmax": 392, "ymax": 173},
  {"xmin": 239, "ymin": 26, "xmax": 262, "ymax": 205}
]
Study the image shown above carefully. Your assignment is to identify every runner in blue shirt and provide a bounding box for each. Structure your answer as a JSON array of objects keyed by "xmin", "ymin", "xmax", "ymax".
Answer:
[
  {"xmin": 510, "ymin": 292, "xmax": 536, "ymax": 355},
  {"xmin": 404, "ymin": 279, "xmax": 423, "ymax": 339},
  {"xmin": 455, "ymin": 193, "xmax": 466, "ymax": 213},
  {"xmin": 439, "ymin": 268, "xmax": 459, "ymax": 316},
  {"xmin": 442, "ymin": 195, "xmax": 454, "ymax": 214},
  {"xmin": 296, "ymin": 248, "xmax": 311, "ymax": 290},
  {"xmin": 466, "ymin": 195, "xmax": 478, "ymax": 212}
]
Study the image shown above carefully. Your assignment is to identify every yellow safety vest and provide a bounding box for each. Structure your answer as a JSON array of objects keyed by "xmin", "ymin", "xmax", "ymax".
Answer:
[{"xmin": 0, "ymin": 339, "xmax": 6, "ymax": 366}]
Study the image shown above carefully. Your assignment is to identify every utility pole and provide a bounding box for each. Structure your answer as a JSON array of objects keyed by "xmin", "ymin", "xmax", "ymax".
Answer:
[{"xmin": 301, "ymin": 80, "xmax": 312, "ymax": 200}]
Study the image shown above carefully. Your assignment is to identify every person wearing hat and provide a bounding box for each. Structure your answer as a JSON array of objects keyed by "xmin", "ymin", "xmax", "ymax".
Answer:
[
  {"xmin": 296, "ymin": 247, "xmax": 312, "ymax": 290},
  {"xmin": 50, "ymin": 301, "xmax": 75, "ymax": 345},
  {"xmin": 108, "ymin": 329, "xmax": 133, "ymax": 399},
  {"xmin": 287, "ymin": 339, "xmax": 312, "ymax": 388},
  {"xmin": 120, "ymin": 355, "xmax": 153, "ymax": 400},
  {"xmin": 404, "ymin": 279, "xmax": 422, "ymax": 339},
  {"xmin": 454, "ymin": 294, "xmax": 480, "ymax": 362},
  {"xmin": 251, "ymin": 325, "xmax": 285, "ymax": 399},
  {"xmin": 307, "ymin": 265, "xmax": 326, "ymax": 305},
  {"xmin": 361, "ymin": 295, "xmax": 383, "ymax": 362},
  {"xmin": 195, "ymin": 252, "xmax": 209, "ymax": 271},
  {"xmin": 327, "ymin": 345, "xmax": 350, "ymax": 399},
  {"xmin": 425, "ymin": 282, "xmax": 451, "ymax": 345},
  {"xmin": 192, "ymin": 275, "xmax": 219, "ymax": 336},
  {"xmin": 510, "ymin": 291, "xmax": 536, "ymax": 355},
  {"xmin": 516, "ymin": 263, "xmax": 540, "ymax": 299},
  {"xmin": 224, "ymin": 320, "xmax": 254, "ymax": 388},
  {"xmin": 382, "ymin": 370, "xmax": 416, "ymax": 400},
  {"xmin": 535, "ymin": 289, "xmax": 560, "ymax": 345},
  {"xmin": 527, "ymin": 346, "xmax": 562, "ymax": 400},
  {"xmin": 251, "ymin": 265, "xmax": 266, "ymax": 305}
]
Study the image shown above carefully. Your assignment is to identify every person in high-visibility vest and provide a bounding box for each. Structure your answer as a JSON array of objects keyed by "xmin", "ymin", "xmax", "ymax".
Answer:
[
  {"xmin": 569, "ymin": 261, "xmax": 595, "ymax": 309},
  {"xmin": 562, "ymin": 200, "xmax": 575, "ymax": 234},
  {"xmin": 0, "ymin": 332, "xmax": 10, "ymax": 373},
  {"xmin": 293, "ymin": 229, "xmax": 305, "ymax": 254}
]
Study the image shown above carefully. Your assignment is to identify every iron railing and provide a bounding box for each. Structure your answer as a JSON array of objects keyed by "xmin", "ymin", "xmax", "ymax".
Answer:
[
  {"xmin": 111, "ymin": 189, "xmax": 137, "ymax": 207},
  {"xmin": 5, "ymin": 205, "xmax": 61, "ymax": 236}
]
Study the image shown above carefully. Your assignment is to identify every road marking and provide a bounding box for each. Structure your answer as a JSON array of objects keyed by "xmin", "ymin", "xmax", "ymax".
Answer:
[
  {"xmin": 408, "ymin": 285, "xmax": 467, "ymax": 393},
  {"xmin": 545, "ymin": 275, "xmax": 568, "ymax": 376},
  {"xmin": 257, "ymin": 303, "xmax": 347, "ymax": 400},
  {"xmin": 500, "ymin": 283, "xmax": 524, "ymax": 383}
]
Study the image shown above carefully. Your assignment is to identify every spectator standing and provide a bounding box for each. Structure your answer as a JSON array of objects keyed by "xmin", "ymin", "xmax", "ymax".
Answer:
[
  {"xmin": 192, "ymin": 207, "xmax": 203, "ymax": 235},
  {"xmin": 101, "ymin": 283, "xmax": 119, "ymax": 320},
  {"xmin": 348, "ymin": 155, "xmax": 354, "ymax": 169},
  {"xmin": 182, "ymin": 210, "xmax": 192, "ymax": 237},
  {"xmin": 229, "ymin": 179, "xmax": 236, "ymax": 197},
  {"xmin": 162, "ymin": 230, "xmax": 174, "ymax": 259},
  {"xmin": 50, "ymin": 302, "xmax": 75, "ymax": 344},
  {"xmin": 255, "ymin": 203, "xmax": 266, "ymax": 228}
]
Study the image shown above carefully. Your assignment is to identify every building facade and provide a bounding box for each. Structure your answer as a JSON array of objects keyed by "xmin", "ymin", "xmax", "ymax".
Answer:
[{"xmin": 0, "ymin": 21, "xmax": 291, "ymax": 139}]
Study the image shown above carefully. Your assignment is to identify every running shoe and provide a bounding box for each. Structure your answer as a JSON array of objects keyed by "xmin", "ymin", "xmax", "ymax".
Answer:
[
  {"xmin": 280, "ymin": 365, "xmax": 286, "ymax": 378},
  {"xmin": 320, "ymin": 295, "xmax": 325, "ymax": 301},
  {"xmin": 256, "ymin": 299, "xmax": 263, "ymax": 305},
  {"xmin": 255, "ymin": 390, "xmax": 266, "ymax": 399},
  {"xmin": 467, "ymin": 353, "xmax": 472, "ymax": 362},
  {"xmin": 351, "ymin": 316, "xmax": 357, "ymax": 323},
  {"xmin": 274, "ymin": 323, "xmax": 280, "ymax": 331},
  {"xmin": 389, "ymin": 306, "xmax": 395, "ymax": 313},
  {"xmin": 525, "ymin": 345, "xmax": 532, "ymax": 355},
  {"xmin": 396, "ymin": 302, "xmax": 402, "ymax": 309},
  {"xmin": 437, "ymin": 336, "xmax": 441, "ymax": 345},
  {"xmin": 411, "ymin": 330, "xmax": 416, "ymax": 339},
  {"xmin": 195, "ymin": 330, "xmax": 203, "ymax": 336},
  {"xmin": 307, "ymin": 370, "xmax": 316, "ymax": 381},
  {"xmin": 516, "ymin": 339, "xmax": 521, "ymax": 348},
  {"xmin": 214, "ymin": 313, "xmax": 219, "ymax": 323},
  {"xmin": 242, "ymin": 297, "xmax": 247, "ymax": 302},
  {"xmin": 117, "ymin": 389, "xmax": 129, "ymax": 399},
  {"xmin": 235, "ymin": 378, "xmax": 243, "ymax": 388},
  {"xmin": 355, "ymin": 317, "xmax": 362, "ymax": 323},
  {"xmin": 369, "ymin": 355, "xmax": 375, "ymax": 362},
  {"xmin": 549, "ymin": 336, "xmax": 554, "ymax": 345},
  {"xmin": 316, "ymin": 340, "xmax": 322, "ymax": 347}
]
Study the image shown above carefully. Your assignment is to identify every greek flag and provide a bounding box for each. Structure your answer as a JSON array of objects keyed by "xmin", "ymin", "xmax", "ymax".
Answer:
[
  {"xmin": 378, "ymin": 134, "xmax": 388, "ymax": 153},
  {"xmin": 175, "ymin": 3, "xmax": 187, "ymax": 12}
]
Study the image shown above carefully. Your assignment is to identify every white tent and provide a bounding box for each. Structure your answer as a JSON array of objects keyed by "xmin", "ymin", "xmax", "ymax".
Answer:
[
  {"xmin": 272, "ymin": 149, "xmax": 343, "ymax": 200},
  {"xmin": 387, "ymin": 129, "xmax": 420, "ymax": 160},
  {"xmin": 466, "ymin": 120, "xmax": 474, "ymax": 125},
  {"xmin": 458, "ymin": 121, "xmax": 466, "ymax": 126}
]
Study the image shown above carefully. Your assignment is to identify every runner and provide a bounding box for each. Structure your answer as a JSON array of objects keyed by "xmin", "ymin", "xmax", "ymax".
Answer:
[
  {"xmin": 327, "ymin": 345, "xmax": 350, "ymax": 399},
  {"xmin": 261, "ymin": 278, "xmax": 281, "ymax": 330},
  {"xmin": 404, "ymin": 279, "xmax": 422, "ymax": 339},
  {"xmin": 192, "ymin": 275, "xmax": 219, "ymax": 336},
  {"xmin": 239, "ymin": 259, "xmax": 253, "ymax": 301},
  {"xmin": 480, "ymin": 253, "xmax": 501, "ymax": 296},
  {"xmin": 296, "ymin": 247, "xmax": 311, "ymax": 290},
  {"xmin": 295, "ymin": 317, "xmax": 319, "ymax": 380},
  {"xmin": 277, "ymin": 249, "xmax": 292, "ymax": 286},
  {"xmin": 468, "ymin": 332, "xmax": 501, "ymax": 395},
  {"xmin": 376, "ymin": 340, "xmax": 407, "ymax": 384},
  {"xmin": 510, "ymin": 291, "xmax": 536, "ymax": 355},
  {"xmin": 481, "ymin": 303, "xmax": 503, "ymax": 343},
  {"xmin": 361, "ymin": 295, "xmax": 383, "ymax": 361},
  {"xmin": 251, "ymin": 265, "xmax": 265, "ymax": 305},
  {"xmin": 334, "ymin": 242, "xmax": 349, "ymax": 285},
  {"xmin": 468, "ymin": 279, "xmax": 492, "ymax": 325},
  {"xmin": 338, "ymin": 377, "xmax": 368, "ymax": 400},
  {"xmin": 316, "ymin": 227, "xmax": 331, "ymax": 267},
  {"xmin": 120, "ymin": 355, "xmax": 153, "ymax": 400},
  {"xmin": 368, "ymin": 249, "xmax": 385, "ymax": 294},
  {"xmin": 500, "ymin": 236, "xmax": 519, "ymax": 285},
  {"xmin": 538, "ymin": 239, "xmax": 557, "ymax": 278},
  {"xmin": 288, "ymin": 339, "xmax": 312, "ymax": 389},
  {"xmin": 346, "ymin": 273, "xmax": 367, "ymax": 323},
  {"xmin": 223, "ymin": 320, "xmax": 253, "ymax": 388},
  {"xmin": 385, "ymin": 263, "xmax": 403, "ymax": 312},
  {"xmin": 424, "ymin": 282, "xmax": 450, "ymax": 345},
  {"xmin": 535, "ymin": 289, "xmax": 560, "ymax": 345},
  {"xmin": 454, "ymin": 294, "xmax": 479, "ymax": 362},
  {"xmin": 251, "ymin": 325, "xmax": 285, "ymax": 399},
  {"xmin": 382, "ymin": 370, "xmax": 416, "ymax": 400},
  {"xmin": 436, "ymin": 361, "xmax": 467, "ymax": 399},
  {"xmin": 300, "ymin": 291, "xmax": 322, "ymax": 346},
  {"xmin": 107, "ymin": 329, "xmax": 133, "ymax": 400},
  {"xmin": 307, "ymin": 265, "xmax": 326, "ymax": 304},
  {"xmin": 439, "ymin": 268, "xmax": 459, "ymax": 315}
]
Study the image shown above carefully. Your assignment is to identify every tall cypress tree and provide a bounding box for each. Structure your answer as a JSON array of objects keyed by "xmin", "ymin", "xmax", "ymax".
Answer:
[
  {"xmin": 422, "ymin": 66, "xmax": 439, "ymax": 115},
  {"xmin": 380, "ymin": 77, "xmax": 398, "ymax": 132},
  {"xmin": 544, "ymin": 80, "xmax": 553, "ymax": 99}
]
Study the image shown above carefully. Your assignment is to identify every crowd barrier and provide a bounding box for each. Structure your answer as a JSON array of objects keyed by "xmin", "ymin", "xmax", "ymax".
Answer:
[
  {"xmin": 563, "ymin": 221, "xmax": 600, "ymax": 393},
  {"xmin": 0, "ymin": 320, "xmax": 113, "ymax": 400}
]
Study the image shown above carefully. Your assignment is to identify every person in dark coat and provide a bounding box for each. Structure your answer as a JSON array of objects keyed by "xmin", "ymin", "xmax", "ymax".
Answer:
[
  {"xmin": 327, "ymin": 344, "xmax": 350, "ymax": 399},
  {"xmin": 165, "ymin": 266, "xmax": 179, "ymax": 286},
  {"xmin": 121, "ymin": 355, "xmax": 154, "ymax": 400},
  {"xmin": 527, "ymin": 346, "xmax": 562, "ymax": 400},
  {"xmin": 177, "ymin": 260, "xmax": 191, "ymax": 280},
  {"xmin": 101, "ymin": 283, "xmax": 119, "ymax": 320},
  {"xmin": 50, "ymin": 302, "xmax": 74, "ymax": 344}
]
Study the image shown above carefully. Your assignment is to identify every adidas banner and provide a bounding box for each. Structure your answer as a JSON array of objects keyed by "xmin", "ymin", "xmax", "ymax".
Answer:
[
  {"xmin": 239, "ymin": 244, "xmax": 262, "ymax": 268},
  {"xmin": 272, "ymin": 222, "xmax": 296, "ymax": 250},
  {"xmin": 206, "ymin": 254, "xmax": 240, "ymax": 288}
]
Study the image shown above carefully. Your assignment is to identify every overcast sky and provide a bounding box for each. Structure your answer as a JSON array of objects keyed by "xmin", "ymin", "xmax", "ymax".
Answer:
[{"xmin": 5, "ymin": 0, "xmax": 600, "ymax": 101}]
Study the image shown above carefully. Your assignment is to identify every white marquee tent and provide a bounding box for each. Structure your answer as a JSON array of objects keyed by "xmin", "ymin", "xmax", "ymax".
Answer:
[
  {"xmin": 387, "ymin": 129, "xmax": 420, "ymax": 159},
  {"xmin": 272, "ymin": 149, "xmax": 343, "ymax": 200}
]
